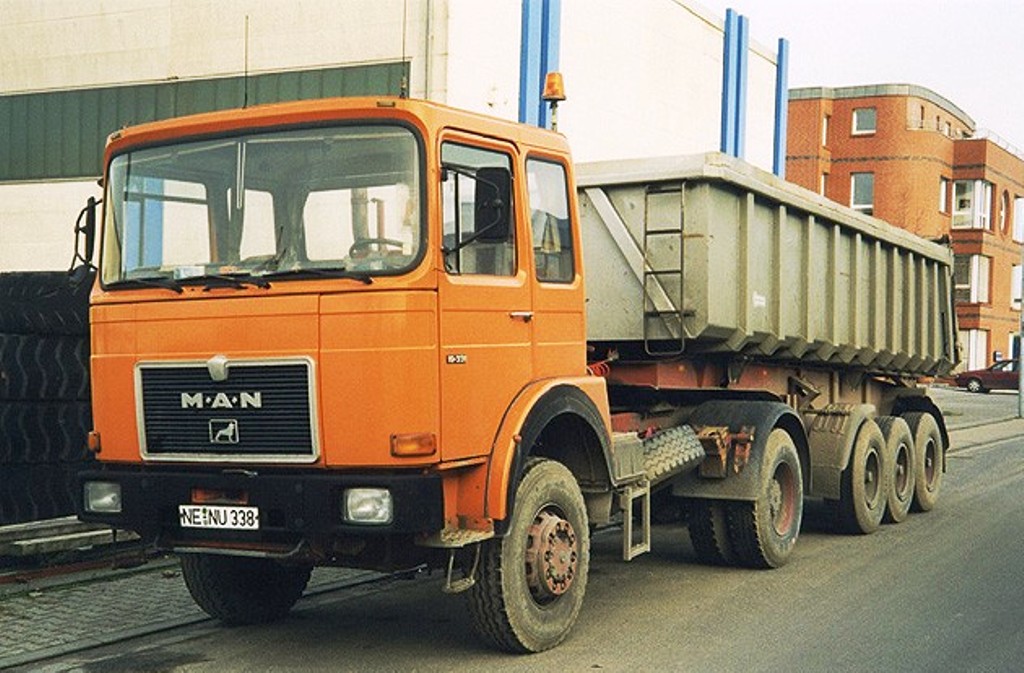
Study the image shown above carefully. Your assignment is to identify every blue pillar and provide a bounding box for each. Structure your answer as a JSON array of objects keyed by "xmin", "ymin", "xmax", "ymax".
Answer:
[
  {"xmin": 537, "ymin": 0, "xmax": 562, "ymax": 129},
  {"xmin": 519, "ymin": 0, "xmax": 562, "ymax": 128},
  {"xmin": 518, "ymin": 0, "xmax": 543, "ymax": 126},
  {"xmin": 773, "ymin": 38, "xmax": 790, "ymax": 177},
  {"xmin": 734, "ymin": 14, "xmax": 749, "ymax": 158},
  {"xmin": 720, "ymin": 9, "xmax": 739, "ymax": 155}
]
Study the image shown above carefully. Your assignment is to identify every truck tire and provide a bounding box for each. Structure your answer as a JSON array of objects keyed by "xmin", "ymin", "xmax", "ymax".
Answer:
[
  {"xmin": 0, "ymin": 333, "xmax": 90, "ymax": 401},
  {"xmin": 687, "ymin": 499, "xmax": 737, "ymax": 566},
  {"xmin": 876, "ymin": 416, "xmax": 915, "ymax": 524},
  {"xmin": 724, "ymin": 428, "xmax": 802, "ymax": 569},
  {"xmin": 903, "ymin": 412, "xmax": 943, "ymax": 512},
  {"xmin": 180, "ymin": 554, "xmax": 312, "ymax": 625},
  {"xmin": 642, "ymin": 426, "xmax": 706, "ymax": 486},
  {"xmin": 836, "ymin": 419, "xmax": 887, "ymax": 534},
  {"xmin": 0, "ymin": 400, "xmax": 92, "ymax": 463},
  {"xmin": 468, "ymin": 458, "xmax": 590, "ymax": 653},
  {"xmin": 0, "ymin": 271, "xmax": 92, "ymax": 336}
]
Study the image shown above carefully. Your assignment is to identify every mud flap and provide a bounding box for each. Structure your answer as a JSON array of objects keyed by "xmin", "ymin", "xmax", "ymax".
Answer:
[{"xmin": 669, "ymin": 400, "xmax": 807, "ymax": 501}]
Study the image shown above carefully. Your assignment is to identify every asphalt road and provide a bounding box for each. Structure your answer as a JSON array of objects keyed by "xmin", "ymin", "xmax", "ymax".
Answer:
[{"xmin": 25, "ymin": 404, "xmax": 1024, "ymax": 673}]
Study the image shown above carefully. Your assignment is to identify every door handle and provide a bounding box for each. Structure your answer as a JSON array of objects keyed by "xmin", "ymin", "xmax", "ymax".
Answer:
[{"xmin": 509, "ymin": 311, "xmax": 534, "ymax": 323}]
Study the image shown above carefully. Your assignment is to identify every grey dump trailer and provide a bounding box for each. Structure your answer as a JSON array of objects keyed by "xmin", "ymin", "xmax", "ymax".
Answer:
[{"xmin": 578, "ymin": 152, "xmax": 957, "ymax": 568}]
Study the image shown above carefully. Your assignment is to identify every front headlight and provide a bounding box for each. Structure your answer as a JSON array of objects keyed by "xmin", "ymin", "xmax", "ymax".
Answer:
[
  {"xmin": 342, "ymin": 488, "xmax": 392, "ymax": 524},
  {"xmin": 84, "ymin": 481, "xmax": 122, "ymax": 514}
]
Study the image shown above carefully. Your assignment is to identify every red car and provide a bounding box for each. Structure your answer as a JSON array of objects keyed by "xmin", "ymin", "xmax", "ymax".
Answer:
[{"xmin": 955, "ymin": 360, "xmax": 1020, "ymax": 393}]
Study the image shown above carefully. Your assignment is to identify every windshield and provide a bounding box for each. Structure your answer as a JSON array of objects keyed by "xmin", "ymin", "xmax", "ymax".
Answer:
[{"xmin": 101, "ymin": 125, "xmax": 422, "ymax": 287}]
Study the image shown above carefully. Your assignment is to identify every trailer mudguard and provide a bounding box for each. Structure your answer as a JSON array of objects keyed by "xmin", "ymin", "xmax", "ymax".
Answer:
[
  {"xmin": 891, "ymin": 392, "xmax": 950, "ymax": 451},
  {"xmin": 803, "ymin": 403, "xmax": 876, "ymax": 499},
  {"xmin": 484, "ymin": 377, "xmax": 612, "ymax": 535},
  {"xmin": 670, "ymin": 399, "xmax": 809, "ymax": 501}
]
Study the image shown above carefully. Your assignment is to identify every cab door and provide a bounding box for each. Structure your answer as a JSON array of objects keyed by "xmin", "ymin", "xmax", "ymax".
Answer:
[{"xmin": 438, "ymin": 136, "xmax": 533, "ymax": 461}]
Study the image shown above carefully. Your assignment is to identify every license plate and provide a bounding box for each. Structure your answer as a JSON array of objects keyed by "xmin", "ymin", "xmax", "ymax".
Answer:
[{"xmin": 178, "ymin": 504, "xmax": 260, "ymax": 530}]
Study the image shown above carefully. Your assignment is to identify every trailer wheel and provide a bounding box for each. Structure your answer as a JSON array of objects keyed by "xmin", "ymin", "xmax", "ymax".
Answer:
[
  {"xmin": 468, "ymin": 458, "xmax": 590, "ymax": 653},
  {"xmin": 903, "ymin": 412, "xmax": 943, "ymax": 512},
  {"xmin": 837, "ymin": 419, "xmax": 887, "ymax": 534},
  {"xmin": 876, "ymin": 416, "xmax": 915, "ymax": 524},
  {"xmin": 724, "ymin": 428, "xmax": 802, "ymax": 569},
  {"xmin": 687, "ymin": 499, "xmax": 737, "ymax": 566},
  {"xmin": 180, "ymin": 554, "xmax": 312, "ymax": 625}
]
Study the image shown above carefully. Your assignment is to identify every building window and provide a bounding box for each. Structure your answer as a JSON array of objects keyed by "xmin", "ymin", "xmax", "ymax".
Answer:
[
  {"xmin": 918, "ymin": 104, "xmax": 926, "ymax": 129},
  {"xmin": 952, "ymin": 179, "xmax": 993, "ymax": 230},
  {"xmin": 939, "ymin": 177, "xmax": 950, "ymax": 213},
  {"xmin": 1013, "ymin": 264, "xmax": 1022, "ymax": 310},
  {"xmin": 1000, "ymin": 191, "xmax": 1010, "ymax": 233},
  {"xmin": 1014, "ymin": 196, "xmax": 1024, "ymax": 243},
  {"xmin": 943, "ymin": 121, "xmax": 951, "ymax": 137},
  {"xmin": 852, "ymin": 108, "xmax": 877, "ymax": 135},
  {"xmin": 822, "ymin": 114, "xmax": 830, "ymax": 146},
  {"xmin": 959, "ymin": 329, "xmax": 989, "ymax": 370},
  {"xmin": 820, "ymin": 172, "xmax": 828, "ymax": 196},
  {"xmin": 954, "ymin": 254, "xmax": 991, "ymax": 304},
  {"xmin": 851, "ymin": 172, "xmax": 874, "ymax": 215}
]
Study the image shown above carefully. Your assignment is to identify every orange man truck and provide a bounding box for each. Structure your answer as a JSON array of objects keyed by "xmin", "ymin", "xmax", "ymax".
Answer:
[{"xmin": 76, "ymin": 96, "xmax": 956, "ymax": 652}]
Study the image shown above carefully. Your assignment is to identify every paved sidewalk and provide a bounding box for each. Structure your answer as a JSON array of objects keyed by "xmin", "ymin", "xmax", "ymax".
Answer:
[
  {"xmin": 0, "ymin": 558, "xmax": 374, "ymax": 670},
  {"xmin": 947, "ymin": 417, "xmax": 1024, "ymax": 451}
]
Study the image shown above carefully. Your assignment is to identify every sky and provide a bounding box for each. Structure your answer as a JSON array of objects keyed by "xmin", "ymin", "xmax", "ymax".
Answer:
[{"xmin": 694, "ymin": 0, "xmax": 1024, "ymax": 153}]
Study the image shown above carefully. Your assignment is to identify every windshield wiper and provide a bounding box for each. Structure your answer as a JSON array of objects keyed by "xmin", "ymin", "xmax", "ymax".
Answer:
[
  {"xmin": 200, "ymin": 274, "xmax": 271, "ymax": 291},
  {"xmin": 107, "ymin": 276, "xmax": 185, "ymax": 294},
  {"xmin": 257, "ymin": 267, "xmax": 373, "ymax": 285}
]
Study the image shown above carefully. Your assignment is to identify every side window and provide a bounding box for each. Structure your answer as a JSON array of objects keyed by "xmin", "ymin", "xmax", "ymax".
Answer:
[
  {"xmin": 527, "ymin": 158, "xmax": 574, "ymax": 283},
  {"xmin": 441, "ymin": 143, "xmax": 515, "ymax": 276}
]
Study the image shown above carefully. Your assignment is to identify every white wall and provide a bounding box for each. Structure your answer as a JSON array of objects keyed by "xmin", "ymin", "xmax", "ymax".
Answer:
[
  {"xmin": 558, "ymin": 0, "xmax": 777, "ymax": 167},
  {"xmin": 444, "ymin": 0, "xmax": 521, "ymax": 120},
  {"xmin": 0, "ymin": 182, "xmax": 97, "ymax": 271},
  {"xmin": 744, "ymin": 43, "xmax": 778, "ymax": 170},
  {"xmin": 0, "ymin": 0, "xmax": 427, "ymax": 93}
]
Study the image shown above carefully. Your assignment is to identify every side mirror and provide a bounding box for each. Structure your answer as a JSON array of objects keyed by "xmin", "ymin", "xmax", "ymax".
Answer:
[
  {"xmin": 474, "ymin": 167, "xmax": 512, "ymax": 243},
  {"xmin": 70, "ymin": 196, "xmax": 99, "ymax": 273}
]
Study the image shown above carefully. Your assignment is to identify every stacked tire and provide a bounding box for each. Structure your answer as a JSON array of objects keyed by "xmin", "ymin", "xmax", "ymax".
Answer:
[{"xmin": 0, "ymin": 270, "xmax": 94, "ymax": 526}]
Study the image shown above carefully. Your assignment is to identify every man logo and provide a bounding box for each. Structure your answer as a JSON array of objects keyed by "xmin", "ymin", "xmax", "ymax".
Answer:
[
  {"xmin": 209, "ymin": 419, "xmax": 239, "ymax": 444},
  {"xmin": 181, "ymin": 392, "xmax": 262, "ymax": 410}
]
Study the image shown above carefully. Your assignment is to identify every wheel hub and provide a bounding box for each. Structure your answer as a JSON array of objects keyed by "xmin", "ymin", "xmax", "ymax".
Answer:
[
  {"xmin": 769, "ymin": 463, "xmax": 796, "ymax": 535},
  {"xmin": 525, "ymin": 510, "xmax": 578, "ymax": 603}
]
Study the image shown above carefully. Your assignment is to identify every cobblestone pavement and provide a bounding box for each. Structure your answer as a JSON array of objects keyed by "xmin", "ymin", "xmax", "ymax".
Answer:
[{"xmin": 0, "ymin": 559, "xmax": 374, "ymax": 669}]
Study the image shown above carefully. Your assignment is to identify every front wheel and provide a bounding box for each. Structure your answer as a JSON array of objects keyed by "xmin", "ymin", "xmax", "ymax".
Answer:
[
  {"xmin": 180, "ymin": 554, "xmax": 312, "ymax": 625},
  {"xmin": 965, "ymin": 378, "xmax": 984, "ymax": 393},
  {"xmin": 468, "ymin": 458, "xmax": 590, "ymax": 653}
]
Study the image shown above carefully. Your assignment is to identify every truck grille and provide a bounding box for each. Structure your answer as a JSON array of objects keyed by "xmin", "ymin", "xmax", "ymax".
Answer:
[{"xmin": 137, "ymin": 359, "xmax": 318, "ymax": 462}]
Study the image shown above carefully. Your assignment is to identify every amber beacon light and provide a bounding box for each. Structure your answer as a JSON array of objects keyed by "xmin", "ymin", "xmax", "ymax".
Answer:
[{"xmin": 542, "ymin": 71, "xmax": 566, "ymax": 130}]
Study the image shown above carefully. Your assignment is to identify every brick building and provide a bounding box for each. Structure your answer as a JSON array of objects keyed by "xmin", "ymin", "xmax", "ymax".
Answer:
[{"xmin": 787, "ymin": 84, "xmax": 1024, "ymax": 370}]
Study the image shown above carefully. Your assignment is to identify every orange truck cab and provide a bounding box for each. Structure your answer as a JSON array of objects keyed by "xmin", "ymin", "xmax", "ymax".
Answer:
[{"xmin": 77, "ymin": 97, "xmax": 614, "ymax": 651}]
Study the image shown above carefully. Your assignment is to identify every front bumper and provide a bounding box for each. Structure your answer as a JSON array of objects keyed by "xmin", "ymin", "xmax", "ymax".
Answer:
[{"xmin": 77, "ymin": 465, "xmax": 444, "ymax": 547}]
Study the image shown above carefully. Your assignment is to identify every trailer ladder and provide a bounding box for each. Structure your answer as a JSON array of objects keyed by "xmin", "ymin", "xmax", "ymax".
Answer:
[{"xmin": 642, "ymin": 183, "xmax": 688, "ymax": 356}]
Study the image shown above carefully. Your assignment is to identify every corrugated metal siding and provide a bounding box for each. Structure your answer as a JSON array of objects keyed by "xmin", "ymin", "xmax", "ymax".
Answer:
[{"xmin": 0, "ymin": 62, "xmax": 407, "ymax": 182}]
